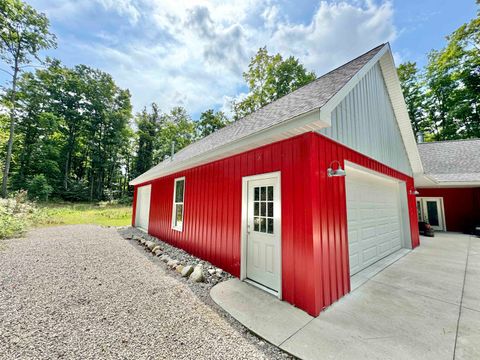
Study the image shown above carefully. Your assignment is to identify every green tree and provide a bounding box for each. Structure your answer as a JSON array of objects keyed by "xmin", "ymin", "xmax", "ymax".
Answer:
[
  {"xmin": 398, "ymin": 3, "xmax": 479, "ymax": 141},
  {"xmin": 12, "ymin": 59, "xmax": 133, "ymax": 201},
  {"xmin": 397, "ymin": 62, "xmax": 429, "ymax": 136},
  {"xmin": 196, "ymin": 109, "xmax": 230, "ymax": 138},
  {"xmin": 77, "ymin": 65, "xmax": 132, "ymax": 200},
  {"xmin": 14, "ymin": 70, "xmax": 61, "ymax": 190},
  {"xmin": 423, "ymin": 50, "xmax": 460, "ymax": 140},
  {"xmin": 155, "ymin": 106, "xmax": 195, "ymax": 162},
  {"xmin": 233, "ymin": 47, "xmax": 316, "ymax": 119},
  {"xmin": 28, "ymin": 174, "xmax": 53, "ymax": 201},
  {"xmin": 434, "ymin": 8, "xmax": 480, "ymax": 139},
  {"xmin": 133, "ymin": 104, "xmax": 160, "ymax": 178},
  {"xmin": 0, "ymin": 0, "xmax": 56, "ymax": 197}
]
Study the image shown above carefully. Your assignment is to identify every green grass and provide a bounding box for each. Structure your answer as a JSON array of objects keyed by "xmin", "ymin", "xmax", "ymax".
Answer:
[{"xmin": 37, "ymin": 202, "xmax": 132, "ymax": 227}]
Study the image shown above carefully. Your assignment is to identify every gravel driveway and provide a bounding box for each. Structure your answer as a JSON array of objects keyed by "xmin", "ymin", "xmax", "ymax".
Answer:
[{"xmin": 0, "ymin": 225, "xmax": 287, "ymax": 359}]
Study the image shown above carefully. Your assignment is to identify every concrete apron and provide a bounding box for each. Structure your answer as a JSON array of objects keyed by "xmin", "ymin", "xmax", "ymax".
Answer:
[{"xmin": 210, "ymin": 233, "xmax": 480, "ymax": 360}]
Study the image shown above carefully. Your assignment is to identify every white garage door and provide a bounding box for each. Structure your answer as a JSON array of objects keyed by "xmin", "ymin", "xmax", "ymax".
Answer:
[
  {"xmin": 346, "ymin": 166, "xmax": 403, "ymax": 276},
  {"xmin": 135, "ymin": 185, "xmax": 151, "ymax": 231}
]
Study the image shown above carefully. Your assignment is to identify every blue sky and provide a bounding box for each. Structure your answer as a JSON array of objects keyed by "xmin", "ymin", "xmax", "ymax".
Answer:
[{"xmin": 3, "ymin": 0, "xmax": 477, "ymax": 119}]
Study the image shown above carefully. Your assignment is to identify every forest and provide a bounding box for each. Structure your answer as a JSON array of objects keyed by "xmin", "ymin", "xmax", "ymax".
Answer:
[{"xmin": 0, "ymin": 0, "xmax": 479, "ymax": 204}]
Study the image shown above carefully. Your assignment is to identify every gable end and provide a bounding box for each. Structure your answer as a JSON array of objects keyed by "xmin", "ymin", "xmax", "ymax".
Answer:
[{"xmin": 319, "ymin": 63, "xmax": 412, "ymax": 175}]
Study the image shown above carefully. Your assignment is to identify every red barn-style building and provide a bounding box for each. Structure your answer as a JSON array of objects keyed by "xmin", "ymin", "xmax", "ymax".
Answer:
[
  {"xmin": 130, "ymin": 44, "xmax": 422, "ymax": 317},
  {"xmin": 415, "ymin": 139, "xmax": 480, "ymax": 234}
]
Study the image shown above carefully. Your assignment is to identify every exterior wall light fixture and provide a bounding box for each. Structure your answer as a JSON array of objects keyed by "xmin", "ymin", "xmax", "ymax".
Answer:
[
  {"xmin": 409, "ymin": 189, "xmax": 420, "ymax": 195},
  {"xmin": 327, "ymin": 160, "xmax": 346, "ymax": 177}
]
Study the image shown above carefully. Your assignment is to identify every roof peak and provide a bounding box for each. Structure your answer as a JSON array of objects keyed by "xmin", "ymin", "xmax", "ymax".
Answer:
[
  {"xmin": 169, "ymin": 43, "xmax": 388, "ymax": 159},
  {"xmin": 131, "ymin": 43, "xmax": 394, "ymax": 185}
]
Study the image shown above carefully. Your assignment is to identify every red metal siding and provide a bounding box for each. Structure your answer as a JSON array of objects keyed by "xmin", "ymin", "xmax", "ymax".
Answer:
[
  {"xmin": 416, "ymin": 187, "xmax": 480, "ymax": 233},
  {"xmin": 310, "ymin": 132, "xmax": 420, "ymax": 314},
  {"xmin": 133, "ymin": 133, "xmax": 317, "ymax": 314},
  {"xmin": 131, "ymin": 131, "xmax": 420, "ymax": 316}
]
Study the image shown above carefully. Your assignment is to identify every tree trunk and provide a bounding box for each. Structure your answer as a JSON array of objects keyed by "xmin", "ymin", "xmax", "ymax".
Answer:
[{"xmin": 2, "ymin": 62, "xmax": 19, "ymax": 198}]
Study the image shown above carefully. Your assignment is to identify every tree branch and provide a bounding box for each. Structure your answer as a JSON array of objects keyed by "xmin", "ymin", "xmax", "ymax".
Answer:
[{"xmin": 0, "ymin": 67, "xmax": 14, "ymax": 76}]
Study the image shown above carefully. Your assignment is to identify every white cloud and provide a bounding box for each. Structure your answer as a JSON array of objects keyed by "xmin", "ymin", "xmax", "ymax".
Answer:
[
  {"xmin": 269, "ymin": 1, "xmax": 396, "ymax": 73},
  {"xmin": 96, "ymin": 0, "xmax": 141, "ymax": 25},
  {"xmin": 28, "ymin": 0, "xmax": 398, "ymax": 116}
]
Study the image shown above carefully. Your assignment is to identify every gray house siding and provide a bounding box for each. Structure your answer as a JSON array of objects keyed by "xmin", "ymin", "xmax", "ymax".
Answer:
[{"xmin": 319, "ymin": 63, "xmax": 412, "ymax": 175}]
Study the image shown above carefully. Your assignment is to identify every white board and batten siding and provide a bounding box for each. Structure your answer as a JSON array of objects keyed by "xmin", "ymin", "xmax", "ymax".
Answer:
[
  {"xmin": 321, "ymin": 63, "xmax": 413, "ymax": 276},
  {"xmin": 135, "ymin": 185, "xmax": 151, "ymax": 231},
  {"xmin": 319, "ymin": 63, "xmax": 412, "ymax": 176}
]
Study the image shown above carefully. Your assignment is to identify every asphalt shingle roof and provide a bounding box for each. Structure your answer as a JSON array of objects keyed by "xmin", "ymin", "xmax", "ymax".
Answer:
[
  {"xmin": 417, "ymin": 139, "xmax": 480, "ymax": 183},
  {"xmin": 133, "ymin": 44, "xmax": 386, "ymax": 184}
]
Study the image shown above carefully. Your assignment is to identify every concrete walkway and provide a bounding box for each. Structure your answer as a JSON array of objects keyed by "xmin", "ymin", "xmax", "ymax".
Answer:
[{"xmin": 211, "ymin": 233, "xmax": 480, "ymax": 360}]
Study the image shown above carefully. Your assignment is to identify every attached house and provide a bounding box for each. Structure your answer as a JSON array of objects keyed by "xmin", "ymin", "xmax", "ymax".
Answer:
[
  {"xmin": 415, "ymin": 139, "xmax": 480, "ymax": 233},
  {"xmin": 130, "ymin": 43, "xmax": 422, "ymax": 317}
]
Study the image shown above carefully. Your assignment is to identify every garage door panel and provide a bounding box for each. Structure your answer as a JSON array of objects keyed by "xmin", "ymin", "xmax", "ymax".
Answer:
[
  {"xmin": 362, "ymin": 246, "xmax": 377, "ymax": 262},
  {"xmin": 378, "ymin": 241, "xmax": 393, "ymax": 256},
  {"xmin": 362, "ymin": 226, "xmax": 377, "ymax": 240},
  {"xmin": 346, "ymin": 167, "xmax": 404, "ymax": 276}
]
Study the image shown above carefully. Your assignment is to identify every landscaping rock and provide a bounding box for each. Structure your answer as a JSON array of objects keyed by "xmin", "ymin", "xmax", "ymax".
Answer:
[
  {"xmin": 189, "ymin": 265, "xmax": 204, "ymax": 283},
  {"xmin": 140, "ymin": 238, "xmax": 146, "ymax": 245},
  {"xmin": 215, "ymin": 268, "xmax": 223, "ymax": 276},
  {"xmin": 167, "ymin": 259, "xmax": 179, "ymax": 268},
  {"xmin": 160, "ymin": 255, "xmax": 170, "ymax": 263},
  {"xmin": 145, "ymin": 241, "xmax": 156, "ymax": 250},
  {"xmin": 152, "ymin": 245, "xmax": 161, "ymax": 253},
  {"xmin": 208, "ymin": 268, "xmax": 215, "ymax": 275},
  {"xmin": 154, "ymin": 249, "xmax": 162, "ymax": 256},
  {"xmin": 175, "ymin": 265, "xmax": 184, "ymax": 274},
  {"xmin": 181, "ymin": 265, "xmax": 194, "ymax": 278}
]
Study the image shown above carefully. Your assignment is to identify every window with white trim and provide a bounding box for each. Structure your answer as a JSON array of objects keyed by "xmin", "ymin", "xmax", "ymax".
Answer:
[{"xmin": 172, "ymin": 177, "xmax": 185, "ymax": 231}]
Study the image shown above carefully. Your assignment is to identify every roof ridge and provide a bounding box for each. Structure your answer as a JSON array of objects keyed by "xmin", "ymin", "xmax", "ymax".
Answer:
[
  {"xmin": 132, "ymin": 43, "xmax": 390, "ymax": 184},
  {"xmin": 169, "ymin": 43, "xmax": 387, "ymax": 161}
]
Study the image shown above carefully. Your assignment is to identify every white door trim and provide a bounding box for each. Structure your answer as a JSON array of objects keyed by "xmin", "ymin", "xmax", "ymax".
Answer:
[
  {"xmin": 135, "ymin": 184, "xmax": 152, "ymax": 232},
  {"xmin": 417, "ymin": 197, "xmax": 446, "ymax": 231},
  {"xmin": 240, "ymin": 171, "xmax": 282, "ymax": 299}
]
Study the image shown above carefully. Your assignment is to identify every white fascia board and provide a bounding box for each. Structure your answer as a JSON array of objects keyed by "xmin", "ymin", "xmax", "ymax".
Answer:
[
  {"xmin": 130, "ymin": 108, "xmax": 328, "ymax": 186},
  {"xmin": 414, "ymin": 174, "xmax": 480, "ymax": 188},
  {"xmin": 417, "ymin": 182, "xmax": 480, "ymax": 188},
  {"xmin": 414, "ymin": 174, "xmax": 438, "ymax": 187},
  {"xmin": 378, "ymin": 46, "xmax": 424, "ymax": 175}
]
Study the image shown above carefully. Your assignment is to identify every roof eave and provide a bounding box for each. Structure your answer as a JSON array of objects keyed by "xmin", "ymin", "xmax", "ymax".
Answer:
[
  {"xmin": 414, "ymin": 173, "xmax": 480, "ymax": 188},
  {"xmin": 378, "ymin": 45, "xmax": 424, "ymax": 175},
  {"xmin": 130, "ymin": 108, "xmax": 330, "ymax": 186}
]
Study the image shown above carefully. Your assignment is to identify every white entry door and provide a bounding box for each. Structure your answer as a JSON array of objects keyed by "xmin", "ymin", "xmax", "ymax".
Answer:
[
  {"xmin": 417, "ymin": 197, "xmax": 445, "ymax": 231},
  {"xmin": 245, "ymin": 173, "xmax": 281, "ymax": 292},
  {"xmin": 346, "ymin": 166, "xmax": 404, "ymax": 276},
  {"xmin": 135, "ymin": 185, "xmax": 151, "ymax": 231}
]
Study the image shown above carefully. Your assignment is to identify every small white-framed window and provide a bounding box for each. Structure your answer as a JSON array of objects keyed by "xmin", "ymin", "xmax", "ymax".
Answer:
[{"xmin": 172, "ymin": 177, "xmax": 185, "ymax": 231}]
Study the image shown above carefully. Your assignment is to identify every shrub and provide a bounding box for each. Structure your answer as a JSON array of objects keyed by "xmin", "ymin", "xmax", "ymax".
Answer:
[
  {"xmin": 116, "ymin": 196, "xmax": 133, "ymax": 205},
  {"xmin": 28, "ymin": 174, "xmax": 54, "ymax": 201},
  {"xmin": 60, "ymin": 179, "xmax": 90, "ymax": 202},
  {"xmin": 0, "ymin": 190, "xmax": 41, "ymax": 239}
]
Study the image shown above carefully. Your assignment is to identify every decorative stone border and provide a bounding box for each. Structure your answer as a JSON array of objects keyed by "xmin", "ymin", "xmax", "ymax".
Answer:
[{"xmin": 118, "ymin": 227, "xmax": 230, "ymax": 285}]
